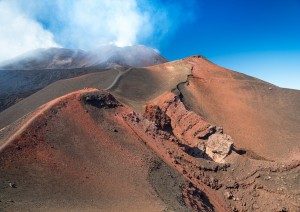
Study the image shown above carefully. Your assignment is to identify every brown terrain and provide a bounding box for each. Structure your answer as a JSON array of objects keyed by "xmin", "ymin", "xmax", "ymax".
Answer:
[
  {"xmin": 0, "ymin": 45, "xmax": 167, "ymax": 112},
  {"xmin": 0, "ymin": 55, "xmax": 300, "ymax": 211}
]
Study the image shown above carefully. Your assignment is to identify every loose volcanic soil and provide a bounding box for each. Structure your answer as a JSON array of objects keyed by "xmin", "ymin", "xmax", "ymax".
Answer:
[
  {"xmin": 0, "ymin": 56, "xmax": 300, "ymax": 211},
  {"xmin": 181, "ymin": 56, "xmax": 300, "ymax": 162},
  {"xmin": 108, "ymin": 61, "xmax": 192, "ymax": 113},
  {"xmin": 0, "ymin": 90, "xmax": 191, "ymax": 211}
]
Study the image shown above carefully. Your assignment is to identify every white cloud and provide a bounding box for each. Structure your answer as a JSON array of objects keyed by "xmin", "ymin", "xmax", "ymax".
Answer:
[
  {"xmin": 0, "ymin": 0, "xmax": 197, "ymax": 62},
  {"xmin": 0, "ymin": 1, "xmax": 60, "ymax": 62},
  {"xmin": 57, "ymin": 0, "xmax": 151, "ymax": 49}
]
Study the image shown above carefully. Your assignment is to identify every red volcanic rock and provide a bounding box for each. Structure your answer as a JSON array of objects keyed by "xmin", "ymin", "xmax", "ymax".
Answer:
[
  {"xmin": 0, "ymin": 89, "xmax": 192, "ymax": 211},
  {"xmin": 143, "ymin": 92, "xmax": 234, "ymax": 163},
  {"xmin": 150, "ymin": 93, "xmax": 215, "ymax": 147},
  {"xmin": 143, "ymin": 104, "xmax": 171, "ymax": 131},
  {"xmin": 1, "ymin": 88, "xmax": 299, "ymax": 211},
  {"xmin": 129, "ymin": 91, "xmax": 300, "ymax": 212}
]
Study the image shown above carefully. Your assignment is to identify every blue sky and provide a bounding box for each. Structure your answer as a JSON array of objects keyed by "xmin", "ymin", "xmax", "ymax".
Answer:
[
  {"xmin": 0, "ymin": 0, "xmax": 299, "ymax": 89},
  {"xmin": 159, "ymin": 0, "xmax": 300, "ymax": 89}
]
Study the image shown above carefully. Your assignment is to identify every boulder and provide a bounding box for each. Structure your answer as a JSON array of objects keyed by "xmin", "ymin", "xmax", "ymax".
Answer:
[{"xmin": 206, "ymin": 133, "xmax": 233, "ymax": 163}]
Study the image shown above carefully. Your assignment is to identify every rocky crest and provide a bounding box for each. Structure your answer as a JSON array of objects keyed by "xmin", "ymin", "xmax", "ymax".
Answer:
[{"xmin": 80, "ymin": 90, "xmax": 121, "ymax": 109}]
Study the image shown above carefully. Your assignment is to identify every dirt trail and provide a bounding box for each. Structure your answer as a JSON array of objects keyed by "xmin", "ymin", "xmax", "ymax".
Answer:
[{"xmin": 105, "ymin": 68, "xmax": 132, "ymax": 90}]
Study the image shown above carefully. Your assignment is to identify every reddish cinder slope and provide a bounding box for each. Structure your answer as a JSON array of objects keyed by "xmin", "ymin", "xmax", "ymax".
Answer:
[
  {"xmin": 0, "ymin": 89, "xmax": 191, "ymax": 211},
  {"xmin": 179, "ymin": 56, "xmax": 300, "ymax": 162},
  {"xmin": 106, "ymin": 56, "xmax": 300, "ymax": 162},
  {"xmin": 130, "ymin": 91, "xmax": 300, "ymax": 211}
]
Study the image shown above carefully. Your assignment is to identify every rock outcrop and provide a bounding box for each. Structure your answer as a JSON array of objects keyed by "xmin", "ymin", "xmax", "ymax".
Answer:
[
  {"xmin": 125, "ymin": 91, "xmax": 300, "ymax": 212},
  {"xmin": 143, "ymin": 104, "xmax": 172, "ymax": 132},
  {"xmin": 143, "ymin": 92, "xmax": 233, "ymax": 163},
  {"xmin": 81, "ymin": 91, "xmax": 120, "ymax": 108}
]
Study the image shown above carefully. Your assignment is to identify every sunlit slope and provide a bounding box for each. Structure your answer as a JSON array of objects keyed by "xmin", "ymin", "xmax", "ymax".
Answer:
[
  {"xmin": 180, "ymin": 56, "xmax": 300, "ymax": 161},
  {"xmin": 0, "ymin": 89, "xmax": 188, "ymax": 211}
]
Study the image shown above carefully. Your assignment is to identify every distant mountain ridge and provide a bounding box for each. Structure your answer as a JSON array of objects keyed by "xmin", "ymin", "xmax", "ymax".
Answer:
[{"xmin": 0, "ymin": 45, "xmax": 168, "ymax": 70}]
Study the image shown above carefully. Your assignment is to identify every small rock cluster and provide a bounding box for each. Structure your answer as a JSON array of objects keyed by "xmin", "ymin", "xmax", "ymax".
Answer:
[{"xmin": 81, "ymin": 91, "xmax": 120, "ymax": 109}]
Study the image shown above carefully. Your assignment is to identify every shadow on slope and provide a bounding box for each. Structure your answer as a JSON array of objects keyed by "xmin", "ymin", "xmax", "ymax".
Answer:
[
  {"xmin": 0, "ymin": 68, "xmax": 109, "ymax": 112},
  {"xmin": 0, "ymin": 70, "xmax": 118, "ymax": 129}
]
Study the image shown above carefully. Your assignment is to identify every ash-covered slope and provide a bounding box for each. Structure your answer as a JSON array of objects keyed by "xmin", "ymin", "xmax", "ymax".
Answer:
[
  {"xmin": 0, "ymin": 45, "xmax": 167, "ymax": 112},
  {"xmin": 0, "ymin": 45, "xmax": 167, "ymax": 70},
  {"xmin": 0, "ymin": 48, "xmax": 86, "ymax": 70},
  {"xmin": 0, "ymin": 67, "xmax": 108, "ymax": 112}
]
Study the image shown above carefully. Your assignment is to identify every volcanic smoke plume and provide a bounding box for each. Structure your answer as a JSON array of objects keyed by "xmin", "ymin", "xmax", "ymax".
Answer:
[{"xmin": 0, "ymin": 0, "xmax": 197, "ymax": 62}]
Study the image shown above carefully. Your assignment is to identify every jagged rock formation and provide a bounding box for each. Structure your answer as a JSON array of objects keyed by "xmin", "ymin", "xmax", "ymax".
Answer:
[
  {"xmin": 81, "ymin": 90, "xmax": 121, "ymax": 108},
  {"xmin": 143, "ymin": 92, "xmax": 234, "ymax": 164},
  {"xmin": 143, "ymin": 104, "xmax": 172, "ymax": 132}
]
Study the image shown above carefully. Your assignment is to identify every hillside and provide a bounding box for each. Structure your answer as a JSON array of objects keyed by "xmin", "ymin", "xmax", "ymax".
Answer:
[
  {"xmin": 0, "ymin": 45, "xmax": 167, "ymax": 112},
  {"xmin": 0, "ymin": 55, "xmax": 299, "ymax": 211}
]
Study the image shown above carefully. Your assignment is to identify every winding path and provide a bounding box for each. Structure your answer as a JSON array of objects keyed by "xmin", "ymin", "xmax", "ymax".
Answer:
[{"xmin": 104, "ymin": 68, "xmax": 132, "ymax": 91}]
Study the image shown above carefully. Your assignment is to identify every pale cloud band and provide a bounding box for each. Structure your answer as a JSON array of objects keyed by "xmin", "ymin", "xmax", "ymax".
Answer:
[{"xmin": 0, "ymin": 1, "xmax": 60, "ymax": 61}]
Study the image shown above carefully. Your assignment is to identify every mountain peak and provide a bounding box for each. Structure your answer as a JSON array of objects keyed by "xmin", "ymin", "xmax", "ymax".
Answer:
[{"xmin": 0, "ymin": 45, "xmax": 167, "ymax": 70}]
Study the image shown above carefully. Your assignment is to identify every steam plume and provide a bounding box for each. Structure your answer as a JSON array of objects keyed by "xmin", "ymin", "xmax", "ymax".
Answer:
[{"xmin": 0, "ymin": 0, "xmax": 197, "ymax": 62}]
